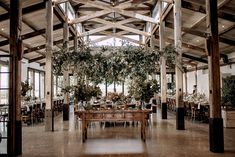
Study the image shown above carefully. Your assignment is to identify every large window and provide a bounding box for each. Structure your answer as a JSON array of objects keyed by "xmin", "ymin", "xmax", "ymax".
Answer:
[
  {"xmin": 0, "ymin": 59, "xmax": 9, "ymax": 104},
  {"xmin": 53, "ymin": 75, "xmax": 63, "ymax": 97},
  {"xmin": 27, "ymin": 68, "xmax": 45, "ymax": 99}
]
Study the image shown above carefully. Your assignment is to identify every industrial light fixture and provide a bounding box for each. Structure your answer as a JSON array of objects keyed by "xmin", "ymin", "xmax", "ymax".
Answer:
[{"xmin": 111, "ymin": 0, "xmax": 117, "ymax": 6}]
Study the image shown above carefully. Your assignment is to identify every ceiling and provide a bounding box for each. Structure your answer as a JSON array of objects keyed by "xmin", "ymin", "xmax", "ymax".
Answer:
[{"xmin": 0, "ymin": 0, "xmax": 234, "ymax": 68}]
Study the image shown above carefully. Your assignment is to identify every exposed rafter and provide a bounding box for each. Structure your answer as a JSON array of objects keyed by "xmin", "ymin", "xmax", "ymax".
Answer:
[
  {"xmin": 0, "ymin": 23, "xmax": 63, "ymax": 47},
  {"xmin": 72, "ymin": 0, "xmax": 158, "ymax": 24},
  {"xmin": 92, "ymin": 18, "xmax": 151, "ymax": 36},
  {"xmin": 29, "ymin": 56, "xmax": 45, "ymax": 63},
  {"xmin": 165, "ymin": 21, "xmax": 235, "ymax": 46},
  {"xmin": 0, "ymin": 2, "xmax": 45, "ymax": 22},
  {"xmin": 24, "ymin": 36, "xmax": 74, "ymax": 54}
]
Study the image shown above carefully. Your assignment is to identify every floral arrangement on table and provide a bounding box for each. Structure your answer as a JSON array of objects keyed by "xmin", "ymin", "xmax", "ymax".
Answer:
[
  {"xmin": 184, "ymin": 92, "xmax": 208, "ymax": 104},
  {"xmin": 107, "ymin": 92, "xmax": 124, "ymax": 104}
]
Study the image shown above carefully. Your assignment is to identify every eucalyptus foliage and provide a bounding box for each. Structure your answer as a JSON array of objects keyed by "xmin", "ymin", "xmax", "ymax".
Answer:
[{"xmin": 53, "ymin": 45, "xmax": 162, "ymax": 85}]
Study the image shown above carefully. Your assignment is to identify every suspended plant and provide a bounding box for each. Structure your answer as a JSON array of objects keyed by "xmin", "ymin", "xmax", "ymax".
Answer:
[
  {"xmin": 52, "ymin": 44, "xmax": 163, "ymax": 87},
  {"xmin": 21, "ymin": 80, "xmax": 32, "ymax": 97},
  {"xmin": 160, "ymin": 45, "xmax": 178, "ymax": 69}
]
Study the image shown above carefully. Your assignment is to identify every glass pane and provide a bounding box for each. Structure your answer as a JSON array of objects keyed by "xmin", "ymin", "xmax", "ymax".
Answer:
[
  {"xmin": 28, "ymin": 70, "xmax": 34, "ymax": 97},
  {"xmin": 0, "ymin": 73, "xmax": 9, "ymax": 88},
  {"xmin": 0, "ymin": 116, "xmax": 8, "ymax": 154},
  {"xmin": 0, "ymin": 90, "xmax": 8, "ymax": 104},
  {"xmin": 34, "ymin": 72, "xmax": 40, "ymax": 98},
  {"xmin": 40, "ymin": 73, "xmax": 45, "ymax": 99},
  {"xmin": 1, "ymin": 66, "xmax": 9, "ymax": 72},
  {"xmin": 0, "ymin": 138, "xmax": 7, "ymax": 154}
]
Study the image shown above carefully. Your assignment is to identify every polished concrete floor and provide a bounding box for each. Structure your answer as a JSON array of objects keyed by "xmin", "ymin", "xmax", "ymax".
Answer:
[{"xmin": 20, "ymin": 107, "xmax": 235, "ymax": 157}]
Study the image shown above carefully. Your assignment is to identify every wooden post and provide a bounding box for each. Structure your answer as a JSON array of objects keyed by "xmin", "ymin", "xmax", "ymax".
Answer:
[
  {"xmin": 114, "ymin": 81, "xmax": 116, "ymax": 93},
  {"xmin": 74, "ymin": 14, "xmax": 79, "ymax": 52},
  {"xmin": 122, "ymin": 81, "xmax": 125, "ymax": 94},
  {"xmin": 174, "ymin": 0, "xmax": 184, "ymax": 130},
  {"xmin": 45, "ymin": 0, "xmax": 53, "ymax": 131},
  {"xmin": 194, "ymin": 66, "xmax": 197, "ymax": 92},
  {"xmin": 184, "ymin": 72, "xmax": 187, "ymax": 94},
  {"xmin": 139, "ymin": 35, "xmax": 143, "ymax": 45},
  {"xmin": 9, "ymin": 0, "xmax": 22, "ymax": 155},
  {"xmin": 159, "ymin": 1, "xmax": 167, "ymax": 119},
  {"xmin": 206, "ymin": 0, "xmax": 224, "ymax": 153},
  {"xmin": 74, "ymin": 32, "xmax": 78, "ymax": 52},
  {"xmin": 63, "ymin": 2, "xmax": 70, "ymax": 121},
  {"xmin": 105, "ymin": 80, "xmax": 108, "ymax": 97}
]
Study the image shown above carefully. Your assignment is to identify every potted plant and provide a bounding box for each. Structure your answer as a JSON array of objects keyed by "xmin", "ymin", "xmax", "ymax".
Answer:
[
  {"xmin": 221, "ymin": 76, "xmax": 235, "ymax": 128},
  {"xmin": 128, "ymin": 78, "xmax": 160, "ymax": 108}
]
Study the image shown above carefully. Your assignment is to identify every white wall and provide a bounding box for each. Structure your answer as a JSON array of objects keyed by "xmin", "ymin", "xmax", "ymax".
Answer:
[
  {"xmin": 185, "ymin": 64, "xmax": 235, "ymax": 99},
  {"xmin": 186, "ymin": 71, "xmax": 196, "ymax": 94},
  {"xmin": 21, "ymin": 58, "xmax": 44, "ymax": 81}
]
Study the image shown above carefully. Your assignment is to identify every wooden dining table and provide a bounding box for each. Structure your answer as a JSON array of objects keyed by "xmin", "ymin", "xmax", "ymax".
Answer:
[{"xmin": 75, "ymin": 109, "xmax": 151, "ymax": 142}]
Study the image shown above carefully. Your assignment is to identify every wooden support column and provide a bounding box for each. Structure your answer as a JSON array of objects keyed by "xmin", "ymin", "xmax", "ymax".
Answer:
[
  {"xmin": 9, "ymin": 0, "xmax": 22, "ymax": 155},
  {"xmin": 74, "ymin": 14, "xmax": 79, "ymax": 52},
  {"xmin": 63, "ymin": 2, "xmax": 70, "ymax": 121},
  {"xmin": 174, "ymin": 0, "xmax": 184, "ymax": 130},
  {"xmin": 74, "ymin": 31, "xmax": 78, "ymax": 52},
  {"xmin": 45, "ymin": 0, "xmax": 54, "ymax": 131},
  {"xmin": 160, "ymin": 1, "xmax": 167, "ymax": 119},
  {"xmin": 206, "ymin": 0, "xmax": 224, "ymax": 153},
  {"xmin": 105, "ymin": 80, "xmax": 108, "ymax": 97},
  {"xmin": 139, "ymin": 35, "xmax": 143, "ymax": 45},
  {"xmin": 113, "ymin": 81, "xmax": 116, "ymax": 93},
  {"xmin": 184, "ymin": 72, "xmax": 187, "ymax": 94},
  {"xmin": 194, "ymin": 66, "xmax": 197, "ymax": 92},
  {"xmin": 122, "ymin": 81, "xmax": 125, "ymax": 94}
]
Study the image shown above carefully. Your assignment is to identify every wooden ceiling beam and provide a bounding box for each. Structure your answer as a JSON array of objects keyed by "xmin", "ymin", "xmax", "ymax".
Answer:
[
  {"xmin": 73, "ymin": 0, "xmax": 158, "ymax": 24},
  {"xmin": 182, "ymin": 0, "xmax": 234, "ymax": 22},
  {"xmin": 70, "ymin": 10, "xmax": 111, "ymax": 23},
  {"xmin": 76, "ymin": 6, "xmax": 150, "ymax": 12},
  {"xmin": 165, "ymin": 21, "xmax": 235, "ymax": 46},
  {"xmin": 93, "ymin": 18, "xmax": 151, "ymax": 36},
  {"xmin": 0, "ymin": 2, "xmax": 45, "ymax": 22},
  {"xmin": 0, "ymin": 23, "xmax": 63, "ymax": 47},
  {"xmin": 54, "ymin": 5, "xmax": 77, "ymax": 37},
  {"xmin": 219, "ymin": 24, "xmax": 235, "ymax": 36},
  {"xmin": 91, "ymin": 31, "xmax": 127, "ymax": 43},
  {"xmin": 29, "ymin": 56, "xmax": 45, "ymax": 63},
  {"xmin": 182, "ymin": 53, "xmax": 207, "ymax": 64},
  {"xmin": 0, "ymin": 1, "xmax": 10, "ymax": 11},
  {"xmin": 24, "ymin": 36, "xmax": 74, "ymax": 54},
  {"xmin": 81, "ymin": 18, "xmax": 148, "ymax": 36}
]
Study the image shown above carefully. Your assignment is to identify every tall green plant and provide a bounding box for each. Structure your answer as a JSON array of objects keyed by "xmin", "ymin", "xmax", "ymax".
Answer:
[
  {"xmin": 222, "ymin": 76, "xmax": 235, "ymax": 107},
  {"xmin": 128, "ymin": 78, "xmax": 160, "ymax": 103}
]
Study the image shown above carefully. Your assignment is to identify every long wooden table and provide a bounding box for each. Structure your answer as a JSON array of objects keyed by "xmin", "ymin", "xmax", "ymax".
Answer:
[{"xmin": 75, "ymin": 109, "xmax": 151, "ymax": 142}]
